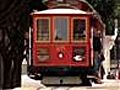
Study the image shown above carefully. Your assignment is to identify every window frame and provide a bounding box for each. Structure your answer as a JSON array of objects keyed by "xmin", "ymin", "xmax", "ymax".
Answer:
[
  {"xmin": 53, "ymin": 16, "xmax": 70, "ymax": 43},
  {"xmin": 35, "ymin": 17, "xmax": 51, "ymax": 43},
  {"xmin": 71, "ymin": 17, "xmax": 88, "ymax": 43}
]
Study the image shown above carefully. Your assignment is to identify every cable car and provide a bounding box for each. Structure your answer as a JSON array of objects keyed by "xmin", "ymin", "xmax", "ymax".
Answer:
[{"xmin": 27, "ymin": 0, "xmax": 105, "ymax": 85}]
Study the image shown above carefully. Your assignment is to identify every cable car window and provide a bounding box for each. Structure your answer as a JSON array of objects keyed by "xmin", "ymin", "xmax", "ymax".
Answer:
[
  {"xmin": 37, "ymin": 18, "xmax": 50, "ymax": 41},
  {"xmin": 54, "ymin": 17, "xmax": 68, "ymax": 41},
  {"xmin": 73, "ymin": 19, "xmax": 86, "ymax": 41}
]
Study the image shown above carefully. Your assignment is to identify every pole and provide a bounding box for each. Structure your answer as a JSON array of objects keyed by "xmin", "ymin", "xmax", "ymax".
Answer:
[{"xmin": 114, "ymin": 18, "xmax": 119, "ymax": 79}]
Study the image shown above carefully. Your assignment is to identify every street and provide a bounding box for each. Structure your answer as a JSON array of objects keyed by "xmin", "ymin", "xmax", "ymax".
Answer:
[{"xmin": 13, "ymin": 75, "xmax": 120, "ymax": 90}]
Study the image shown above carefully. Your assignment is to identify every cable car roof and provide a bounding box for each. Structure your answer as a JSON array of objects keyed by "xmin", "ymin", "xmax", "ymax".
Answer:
[{"xmin": 32, "ymin": 8, "xmax": 92, "ymax": 15}]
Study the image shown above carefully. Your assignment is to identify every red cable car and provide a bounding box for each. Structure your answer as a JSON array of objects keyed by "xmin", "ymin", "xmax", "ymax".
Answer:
[{"xmin": 27, "ymin": 0, "xmax": 105, "ymax": 85}]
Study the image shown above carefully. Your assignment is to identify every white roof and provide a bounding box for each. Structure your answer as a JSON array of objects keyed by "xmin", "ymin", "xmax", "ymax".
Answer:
[{"xmin": 32, "ymin": 8, "xmax": 92, "ymax": 15}]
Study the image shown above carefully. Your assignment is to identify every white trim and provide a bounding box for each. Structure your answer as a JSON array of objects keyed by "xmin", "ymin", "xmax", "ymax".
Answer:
[{"xmin": 32, "ymin": 9, "xmax": 91, "ymax": 15}]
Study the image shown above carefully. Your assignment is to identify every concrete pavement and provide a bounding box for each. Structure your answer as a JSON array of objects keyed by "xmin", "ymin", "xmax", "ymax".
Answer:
[{"xmin": 13, "ymin": 75, "xmax": 120, "ymax": 90}]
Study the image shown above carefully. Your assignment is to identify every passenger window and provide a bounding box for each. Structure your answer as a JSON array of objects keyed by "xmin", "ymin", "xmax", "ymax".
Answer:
[
  {"xmin": 54, "ymin": 17, "xmax": 68, "ymax": 41},
  {"xmin": 37, "ymin": 18, "xmax": 50, "ymax": 41},
  {"xmin": 73, "ymin": 19, "xmax": 86, "ymax": 41}
]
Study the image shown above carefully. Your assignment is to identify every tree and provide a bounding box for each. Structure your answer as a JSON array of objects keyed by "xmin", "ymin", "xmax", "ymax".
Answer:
[
  {"xmin": 0, "ymin": 0, "xmax": 47, "ymax": 89},
  {"xmin": 87, "ymin": 0, "xmax": 115, "ymax": 35}
]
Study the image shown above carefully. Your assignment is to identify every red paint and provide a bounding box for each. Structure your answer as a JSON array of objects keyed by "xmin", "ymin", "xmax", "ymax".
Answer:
[{"xmin": 32, "ymin": 14, "xmax": 91, "ymax": 67}]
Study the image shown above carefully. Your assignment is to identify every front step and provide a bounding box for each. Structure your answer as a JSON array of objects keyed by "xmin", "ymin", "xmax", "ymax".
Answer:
[
  {"xmin": 87, "ymin": 75, "xmax": 103, "ymax": 84},
  {"xmin": 42, "ymin": 76, "xmax": 82, "ymax": 85}
]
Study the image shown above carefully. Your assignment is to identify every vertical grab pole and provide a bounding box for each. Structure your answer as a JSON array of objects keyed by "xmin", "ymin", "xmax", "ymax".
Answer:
[{"xmin": 28, "ymin": 27, "xmax": 32, "ymax": 66}]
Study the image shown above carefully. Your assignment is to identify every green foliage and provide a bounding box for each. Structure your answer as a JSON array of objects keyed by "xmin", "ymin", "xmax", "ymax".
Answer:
[
  {"xmin": 87, "ymin": 0, "xmax": 115, "ymax": 35},
  {"xmin": 105, "ymin": 18, "xmax": 115, "ymax": 35},
  {"xmin": 114, "ymin": 0, "xmax": 120, "ymax": 17},
  {"xmin": 87, "ymin": 0, "xmax": 115, "ymax": 20}
]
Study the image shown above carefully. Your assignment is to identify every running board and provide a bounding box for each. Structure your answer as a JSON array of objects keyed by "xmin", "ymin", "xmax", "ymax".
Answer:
[
  {"xmin": 87, "ymin": 75, "xmax": 100, "ymax": 80},
  {"xmin": 87, "ymin": 75, "xmax": 103, "ymax": 84}
]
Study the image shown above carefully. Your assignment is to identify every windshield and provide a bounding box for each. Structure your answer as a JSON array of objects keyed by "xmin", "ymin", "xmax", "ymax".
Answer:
[
  {"xmin": 73, "ymin": 19, "xmax": 86, "ymax": 41},
  {"xmin": 37, "ymin": 18, "xmax": 50, "ymax": 41},
  {"xmin": 54, "ymin": 17, "xmax": 68, "ymax": 42}
]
